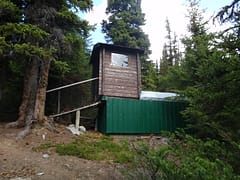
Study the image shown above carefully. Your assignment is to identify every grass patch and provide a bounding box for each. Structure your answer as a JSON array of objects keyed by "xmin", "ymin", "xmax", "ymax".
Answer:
[
  {"xmin": 55, "ymin": 133, "xmax": 133, "ymax": 163},
  {"xmin": 32, "ymin": 142, "xmax": 56, "ymax": 152}
]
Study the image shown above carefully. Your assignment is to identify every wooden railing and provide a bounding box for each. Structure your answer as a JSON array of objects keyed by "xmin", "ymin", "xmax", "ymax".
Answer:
[
  {"xmin": 46, "ymin": 77, "xmax": 99, "ymax": 93},
  {"xmin": 49, "ymin": 101, "xmax": 101, "ymax": 118},
  {"xmin": 46, "ymin": 77, "xmax": 99, "ymax": 129}
]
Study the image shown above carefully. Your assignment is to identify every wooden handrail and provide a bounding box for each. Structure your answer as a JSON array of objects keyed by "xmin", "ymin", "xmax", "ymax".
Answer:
[
  {"xmin": 49, "ymin": 101, "xmax": 101, "ymax": 118},
  {"xmin": 46, "ymin": 77, "xmax": 99, "ymax": 93}
]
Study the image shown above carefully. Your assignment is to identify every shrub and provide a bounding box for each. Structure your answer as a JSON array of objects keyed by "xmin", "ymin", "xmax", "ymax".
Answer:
[
  {"xmin": 55, "ymin": 134, "xmax": 133, "ymax": 163},
  {"xmin": 123, "ymin": 131, "xmax": 240, "ymax": 180}
]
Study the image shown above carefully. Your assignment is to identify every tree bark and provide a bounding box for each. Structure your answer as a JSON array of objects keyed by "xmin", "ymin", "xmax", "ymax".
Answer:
[
  {"xmin": 6, "ymin": 57, "xmax": 51, "ymax": 139},
  {"xmin": 35, "ymin": 59, "xmax": 51, "ymax": 123}
]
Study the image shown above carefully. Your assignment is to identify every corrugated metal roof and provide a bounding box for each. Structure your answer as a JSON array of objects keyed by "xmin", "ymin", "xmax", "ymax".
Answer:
[{"xmin": 140, "ymin": 91, "xmax": 178, "ymax": 101}]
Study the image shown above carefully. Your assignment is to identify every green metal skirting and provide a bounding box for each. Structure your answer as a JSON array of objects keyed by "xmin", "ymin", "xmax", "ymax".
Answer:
[{"xmin": 97, "ymin": 96, "xmax": 186, "ymax": 134}]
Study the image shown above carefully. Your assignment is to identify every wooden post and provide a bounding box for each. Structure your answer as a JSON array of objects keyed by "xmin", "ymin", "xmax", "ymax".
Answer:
[
  {"xmin": 57, "ymin": 91, "xmax": 61, "ymax": 113},
  {"xmin": 75, "ymin": 110, "xmax": 80, "ymax": 130}
]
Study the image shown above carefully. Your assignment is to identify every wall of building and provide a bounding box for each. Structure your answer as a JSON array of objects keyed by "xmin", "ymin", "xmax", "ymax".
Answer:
[
  {"xmin": 99, "ymin": 48, "xmax": 141, "ymax": 99},
  {"xmin": 98, "ymin": 96, "xmax": 186, "ymax": 134}
]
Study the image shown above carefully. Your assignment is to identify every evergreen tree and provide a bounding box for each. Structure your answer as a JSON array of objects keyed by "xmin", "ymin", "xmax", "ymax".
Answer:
[
  {"xmin": 176, "ymin": 0, "xmax": 240, "ymax": 147},
  {"xmin": 180, "ymin": 0, "xmax": 208, "ymax": 87},
  {"xmin": 157, "ymin": 18, "xmax": 181, "ymax": 91},
  {"xmin": 159, "ymin": 43, "xmax": 169, "ymax": 76},
  {"xmin": 0, "ymin": 0, "xmax": 26, "ymax": 118},
  {"xmin": 102, "ymin": 0, "xmax": 153, "ymax": 90},
  {"xmin": 165, "ymin": 18, "xmax": 173, "ymax": 66},
  {"xmin": 156, "ymin": 2, "xmax": 240, "ymax": 172},
  {"xmin": 172, "ymin": 32, "xmax": 181, "ymax": 66},
  {"xmin": 142, "ymin": 60, "xmax": 158, "ymax": 90},
  {"xmin": 215, "ymin": 0, "xmax": 240, "ymax": 35},
  {"xmin": 159, "ymin": 19, "xmax": 181, "ymax": 73},
  {"xmin": 0, "ymin": 0, "xmax": 93, "ymax": 139}
]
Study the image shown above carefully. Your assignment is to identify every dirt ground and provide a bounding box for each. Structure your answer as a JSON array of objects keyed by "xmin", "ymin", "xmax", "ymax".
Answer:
[{"xmin": 0, "ymin": 122, "xmax": 123, "ymax": 180}]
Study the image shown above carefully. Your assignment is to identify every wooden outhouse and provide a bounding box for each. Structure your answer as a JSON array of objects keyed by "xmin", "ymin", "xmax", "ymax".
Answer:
[{"xmin": 91, "ymin": 43, "xmax": 144, "ymax": 100}]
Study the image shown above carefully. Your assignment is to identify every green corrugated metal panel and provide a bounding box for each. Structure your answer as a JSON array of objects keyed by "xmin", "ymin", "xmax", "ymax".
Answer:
[{"xmin": 97, "ymin": 96, "xmax": 186, "ymax": 134}]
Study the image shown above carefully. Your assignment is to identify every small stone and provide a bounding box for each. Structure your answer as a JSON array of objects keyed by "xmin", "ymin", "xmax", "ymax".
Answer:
[
  {"xmin": 64, "ymin": 164, "xmax": 71, "ymax": 169},
  {"xmin": 42, "ymin": 154, "xmax": 49, "ymax": 159},
  {"xmin": 42, "ymin": 134, "xmax": 46, "ymax": 140},
  {"xmin": 79, "ymin": 126, "xmax": 86, "ymax": 133},
  {"xmin": 36, "ymin": 172, "xmax": 45, "ymax": 176}
]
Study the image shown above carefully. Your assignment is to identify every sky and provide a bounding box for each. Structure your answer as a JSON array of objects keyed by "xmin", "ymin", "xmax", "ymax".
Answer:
[{"xmin": 83, "ymin": 0, "xmax": 233, "ymax": 61}]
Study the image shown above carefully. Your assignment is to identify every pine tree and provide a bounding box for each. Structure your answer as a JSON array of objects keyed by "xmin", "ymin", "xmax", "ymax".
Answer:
[
  {"xmin": 172, "ymin": 32, "xmax": 181, "ymax": 66},
  {"xmin": 180, "ymin": 0, "xmax": 208, "ymax": 86},
  {"xmin": 102, "ymin": 0, "xmax": 153, "ymax": 90},
  {"xmin": 179, "ymin": 0, "xmax": 240, "ymax": 145},
  {"xmin": 0, "ymin": 0, "xmax": 93, "ymax": 139},
  {"xmin": 0, "ymin": 0, "xmax": 25, "ymax": 117},
  {"xmin": 165, "ymin": 18, "xmax": 173, "ymax": 66},
  {"xmin": 159, "ymin": 19, "xmax": 181, "ymax": 75},
  {"xmin": 157, "ymin": 18, "xmax": 181, "ymax": 91}
]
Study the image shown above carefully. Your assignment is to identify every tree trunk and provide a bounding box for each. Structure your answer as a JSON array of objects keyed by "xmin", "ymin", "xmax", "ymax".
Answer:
[
  {"xmin": 35, "ymin": 59, "xmax": 51, "ymax": 123},
  {"xmin": 6, "ymin": 58, "xmax": 51, "ymax": 139}
]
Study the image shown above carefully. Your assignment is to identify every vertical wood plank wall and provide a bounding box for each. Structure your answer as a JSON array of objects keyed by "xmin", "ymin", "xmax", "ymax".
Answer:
[
  {"xmin": 98, "ymin": 48, "xmax": 140, "ymax": 99},
  {"xmin": 136, "ymin": 53, "xmax": 141, "ymax": 98}
]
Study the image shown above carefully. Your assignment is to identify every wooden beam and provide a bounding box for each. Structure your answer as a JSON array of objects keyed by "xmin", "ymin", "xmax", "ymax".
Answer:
[
  {"xmin": 57, "ymin": 91, "xmax": 61, "ymax": 113},
  {"xmin": 75, "ymin": 110, "xmax": 80, "ymax": 130},
  {"xmin": 49, "ymin": 101, "xmax": 101, "ymax": 118},
  {"xmin": 46, "ymin": 77, "xmax": 99, "ymax": 93}
]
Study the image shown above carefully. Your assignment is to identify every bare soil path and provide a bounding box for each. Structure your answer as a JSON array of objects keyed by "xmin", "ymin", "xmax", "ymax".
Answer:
[{"xmin": 0, "ymin": 123, "xmax": 122, "ymax": 180}]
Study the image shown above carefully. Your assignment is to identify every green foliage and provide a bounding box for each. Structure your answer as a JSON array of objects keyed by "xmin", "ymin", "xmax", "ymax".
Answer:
[
  {"xmin": 0, "ymin": 0, "xmax": 94, "ymax": 119},
  {"xmin": 103, "ymin": 0, "xmax": 148, "ymax": 49},
  {"xmin": 0, "ymin": 37, "xmax": 9, "ymax": 56},
  {"xmin": 8, "ymin": 59, "xmax": 24, "ymax": 75},
  {"xmin": 157, "ymin": 19, "xmax": 182, "ymax": 92},
  {"xmin": 52, "ymin": 60, "xmax": 71, "ymax": 76},
  {"xmin": 180, "ymin": 26, "xmax": 240, "ymax": 143},
  {"xmin": 142, "ymin": 60, "xmax": 158, "ymax": 90},
  {"xmin": 0, "ymin": 12, "xmax": 55, "ymax": 63},
  {"xmin": 125, "ymin": 132, "xmax": 240, "ymax": 179},
  {"xmin": 67, "ymin": 0, "xmax": 93, "ymax": 12},
  {"xmin": 171, "ymin": 131, "xmax": 240, "ymax": 177},
  {"xmin": 0, "ymin": 23, "xmax": 50, "ymax": 59},
  {"xmin": 32, "ymin": 142, "xmax": 56, "ymax": 152},
  {"xmin": 102, "ymin": 0, "xmax": 154, "ymax": 90},
  {"xmin": 63, "ymin": 33, "xmax": 91, "ymax": 76},
  {"xmin": 56, "ymin": 134, "xmax": 133, "ymax": 163},
  {"xmin": 146, "ymin": 1, "xmax": 240, "ymax": 175},
  {"xmin": 125, "ymin": 143, "xmax": 175, "ymax": 179},
  {"xmin": 161, "ymin": 19, "xmax": 181, "ymax": 68},
  {"xmin": 156, "ymin": 0, "xmax": 240, "ymax": 145},
  {"xmin": 57, "ymin": 8, "xmax": 93, "ymax": 36},
  {"xmin": 215, "ymin": 0, "xmax": 240, "ymax": 34},
  {"xmin": 0, "ymin": 23, "xmax": 49, "ymax": 41},
  {"xmin": 31, "ymin": 132, "xmax": 240, "ymax": 178},
  {"xmin": 0, "ymin": 0, "xmax": 21, "ymax": 23},
  {"xmin": 0, "ymin": 60, "xmax": 23, "ymax": 115},
  {"xmin": 13, "ymin": 43, "xmax": 54, "ymax": 59}
]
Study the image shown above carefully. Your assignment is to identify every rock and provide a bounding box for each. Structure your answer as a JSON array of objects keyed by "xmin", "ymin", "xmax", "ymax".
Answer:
[
  {"xmin": 64, "ymin": 164, "xmax": 72, "ymax": 169},
  {"xmin": 42, "ymin": 134, "xmax": 46, "ymax": 140},
  {"xmin": 36, "ymin": 172, "xmax": 45, "ymax": 176},
  {"xmin": 66, "ymin": 124, "xmax": 85, "ymax": 135},
  {"xmin": 79, "ymin": 126, "xmax": 86, "ymax": 133},
  {"xmin": 42, "ymin": 154, "xmax": 49, "ymax": 159},
  {"xmin": 161, "ymin": 137, "xmax": 168, "ymax": 145}
]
